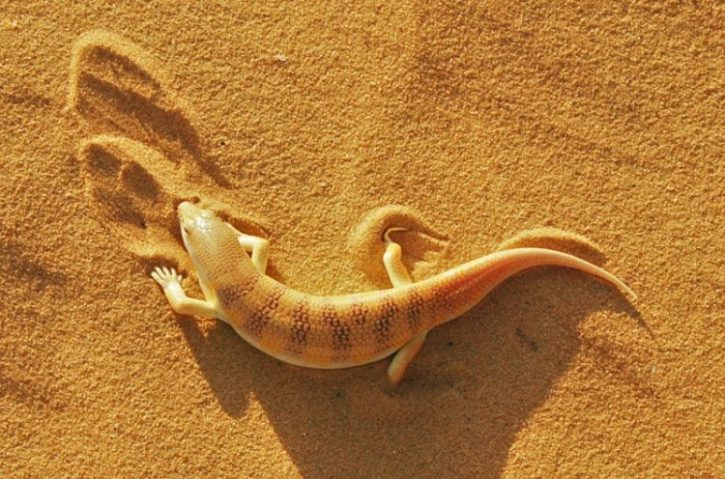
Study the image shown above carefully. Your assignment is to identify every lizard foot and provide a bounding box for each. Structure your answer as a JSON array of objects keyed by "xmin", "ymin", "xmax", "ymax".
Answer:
[
  {"xmin": 150, "ymin": 265, "xmax": 219, "ymax": 318},
  {"xmin": 151, "ymin": 266, "xmax": 183, "ymax": 288}
]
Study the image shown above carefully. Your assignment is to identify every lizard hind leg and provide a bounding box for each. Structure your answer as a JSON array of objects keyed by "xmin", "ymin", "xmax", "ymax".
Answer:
[
  {"xmin": 382, "ymin": 228, "xmax": 428, "ymax": 386},
  {"xmin": 382, "ymin": 227, "xmax": 413, "ymax": 287},
  {"xmin": 388, "ymin": 333, "xmax": 427, "ymax": 387}
]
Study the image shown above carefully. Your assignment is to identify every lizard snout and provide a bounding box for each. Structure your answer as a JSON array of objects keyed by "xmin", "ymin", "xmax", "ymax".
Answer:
[{"xmin": 178, "ymin": 201, "xmax": 203, "ymax": 222}]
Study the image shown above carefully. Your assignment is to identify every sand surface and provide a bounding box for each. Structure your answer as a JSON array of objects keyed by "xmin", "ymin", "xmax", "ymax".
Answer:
[{"xmin": 1, "ymin": 2, "xmax": 723, "ymax": 478}]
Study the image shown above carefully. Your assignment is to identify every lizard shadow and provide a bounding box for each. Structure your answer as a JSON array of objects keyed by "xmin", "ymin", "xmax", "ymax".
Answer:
[{"xmin": 184, "ymin": 263, "xmax": 645, "ymax": 478}]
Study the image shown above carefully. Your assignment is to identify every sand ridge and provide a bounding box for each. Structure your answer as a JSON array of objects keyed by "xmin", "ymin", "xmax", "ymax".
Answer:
[{"xmin": 1, "ymin": 2, "xmax": 723, "ymax": 478}]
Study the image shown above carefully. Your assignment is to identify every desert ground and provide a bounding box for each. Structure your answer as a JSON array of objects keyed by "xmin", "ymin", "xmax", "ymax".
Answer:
[{"xmin": 1, "ymin": 2, "xmax": 723, "ymax": 478}]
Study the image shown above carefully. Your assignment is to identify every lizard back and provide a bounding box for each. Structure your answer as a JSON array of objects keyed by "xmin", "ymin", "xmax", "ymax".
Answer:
[{"xmin": 186, "ymin": 213, "xmax": 633, "ymax": 369}]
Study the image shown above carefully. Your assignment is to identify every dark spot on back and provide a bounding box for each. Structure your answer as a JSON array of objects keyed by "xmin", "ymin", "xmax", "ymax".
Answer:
[
  {"xmin": 217, "ymin": 275, "xmax": 259, "ymax": 308},
  {"xmin": 350, "ymin": 303, "xmax": 367, "ymax": 326},
  {"xmin": 373, "ymin": 299, "xmax": 398, "ymax": 347},
  {"xmin": 245, "ymin": 287, "xmax": 282, "ymax": 337},
  {"xmin": 288, "ymin": 301, "xmax": 311, "ymax": 353},
  {"xmin": 322, "ymin": 304, "xmax": 352, "ymax": 355},
  {"xmin": 406, "ymin": 290, "xmax": 424, "ymax": 333}
]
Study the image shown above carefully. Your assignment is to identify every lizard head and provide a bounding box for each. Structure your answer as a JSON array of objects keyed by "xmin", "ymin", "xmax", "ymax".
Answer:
[
  {"xmin": 177, "ymin": 201, "xmax": 219, "ymax": 248},
  {"xmin": 177, "ymin": 201, "xmax": 246, "ymax": 275}
]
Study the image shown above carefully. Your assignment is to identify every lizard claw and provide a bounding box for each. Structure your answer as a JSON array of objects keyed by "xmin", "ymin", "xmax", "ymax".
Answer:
[
  {"xmin": 383, "ymin": 227, "xmax": 408, "ymax": 244},
  {"xmin": 151, "ymin": 266, "xmax": 182, "ymax": 288}
]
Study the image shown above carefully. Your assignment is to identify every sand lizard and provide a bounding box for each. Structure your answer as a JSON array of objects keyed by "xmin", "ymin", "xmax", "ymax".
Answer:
[{"xmin": 151, "ymin": 202, "xmax": 635, "ymax": 386}]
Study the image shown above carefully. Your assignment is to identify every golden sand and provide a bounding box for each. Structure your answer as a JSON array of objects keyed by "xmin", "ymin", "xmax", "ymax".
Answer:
[{"xmin": 1, "ymin": 2, "xmax": 722, "ymax": 477}]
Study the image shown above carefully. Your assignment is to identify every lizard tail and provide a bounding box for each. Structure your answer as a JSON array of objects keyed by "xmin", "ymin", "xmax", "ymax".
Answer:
[{"xmin": 422, "ymin": 247, "xmax": 636, "ymax": 327}]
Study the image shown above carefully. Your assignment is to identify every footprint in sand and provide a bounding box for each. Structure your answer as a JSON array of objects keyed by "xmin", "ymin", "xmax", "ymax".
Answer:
[
  {"xmin": 66, "ymin": 29, "xmax": 230, "ymax": 185},
  {"xmin": 347, "ymin": 205, "xmax": 452, "ymax": 285},
  {"xmin": 69, "ymin": 30, "xmax": 267, "ymax": 274},
  {"xmin": 67, "ymin": 31, "xmax": 201, "ymax": 165}
]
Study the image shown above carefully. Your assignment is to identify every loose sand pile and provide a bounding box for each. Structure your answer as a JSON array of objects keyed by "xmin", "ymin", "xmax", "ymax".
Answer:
[{"xmin": 1, "ymin": 2, "xmax": 722, "ymax": 478}]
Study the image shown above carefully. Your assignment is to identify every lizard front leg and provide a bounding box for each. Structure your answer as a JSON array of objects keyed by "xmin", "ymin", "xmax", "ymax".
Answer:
[
  {"xmin": 224, "ymin": 223, "xmax": 270, "ymax": 274},
  {"xmin": 383, "ymin": 228, "xmax": 428, "ymax": 386},
  {"xmin": 151, "ymin": 267, "xmax": 219, "ymax": 318}
]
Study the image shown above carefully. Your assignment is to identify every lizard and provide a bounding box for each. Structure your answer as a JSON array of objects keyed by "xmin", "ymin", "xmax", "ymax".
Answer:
[{"xmin": 151, "ymin": 201, "xmax": 636, "ymax": 386}]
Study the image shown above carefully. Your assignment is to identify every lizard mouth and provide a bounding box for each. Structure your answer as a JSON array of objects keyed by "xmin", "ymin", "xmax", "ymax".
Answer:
[
  {"xmin": 177, "ymin": 201, "xmax": 204, "ymax": 222},
  {"xmin": 177, "ymin": 201, "xmax": 216, "ymax": 241}
]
